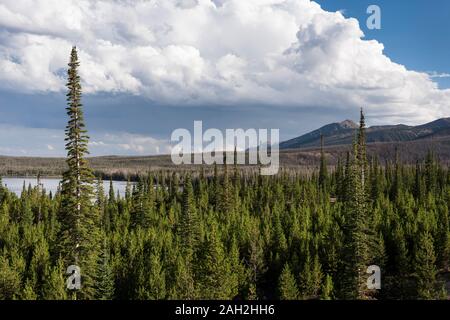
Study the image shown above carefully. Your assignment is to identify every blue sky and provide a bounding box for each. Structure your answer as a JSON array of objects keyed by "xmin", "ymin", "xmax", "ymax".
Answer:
[
  {"xmin": 317, "ymin": 0, "xmax": 450, "ymax": 89},
  {"xmin": 0, "ymin": 0, "xmax": 449, "ymax": 156}
]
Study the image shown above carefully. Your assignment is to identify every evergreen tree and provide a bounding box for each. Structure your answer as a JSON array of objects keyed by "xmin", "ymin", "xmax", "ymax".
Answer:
[
  {"xmin": 219, "ymin": 157, "xmax": 233, "ymax": 215},
  {"xmin": 42, "ymin": 259, "xmax": 68, "ymax": 300},
  {"xmin": 335, "ymin": 157, "xmax": 344, "ymax": 200},
  {"xmin": 0, "ymin": 176, "xmax": 4, "ymax": 200},
  {"xmin": 172, "ymin": 255, "xmax": 196, "ymax": 299},
  {"xmin": 197, "ymin": 221, "xmax": 235, "ymax": 299},
  {"xmin": 179, "ymin": 174, "xmax": 199, "ymax": 257},
  {"xmin": 320, "ymin": 274, "xmax": 334, "ymax": 300},
  {"xmin": 138, "ymin": 251, "xmax": 166, "ymax": 300},
  {"xmin": 436, "ymin": 204, "xmax": 450, "ymax": 269},
  {"xmin": 21, "ymin": 280, "xmax": 37, "ymax": 300},
  {"xmin": 340, "ymin": 109, "xmax": 374, "ymax": 299},
  {"xmin": 0, "ymin": 255, "xmax": 21, "ymax": 299},
  {"xmin": 229, "ymin": 236, "xmax": 244, "ymax": 297},
  {"xmin": 425, "ymin": 150, "xmax": 437, "ymax": 195},
  {"xmin": 58, "ymin": 46, "xmax": 100, "ymax": 299},
  {"xmin": 413, "ymin": 160, "xmax": 424, "ymax": 202},
  {"xmin": 318, "ymin": 134, "xmax": 328, "ymax": 190},
  {"xmin": 108, "ymin": 178, "xmax": 115, "ymax": 203},
  {"xmin": 95, "ymin": 237, "xmax": 115, "ymax": 300},
  {"xmin": 278, "ymin": 263, "xmax": 299, "ymax": 300},
  {"xmin": 391, "ymin": 148, "xmax": 403, "ymax": 201},
  {"xmin": 356, "ymin": 108, "xmax": 368, "ymax": 189},
  {"xmin": 299, "ymin": 252, "xmax": 322, "ymax": 299},
  {"xmin": 414, "ymin": 230, "xmax": 437, "ymax": 299},
  {"xmin": 246, "ymin": 225, "xmax": 266, "ymax": 299}
]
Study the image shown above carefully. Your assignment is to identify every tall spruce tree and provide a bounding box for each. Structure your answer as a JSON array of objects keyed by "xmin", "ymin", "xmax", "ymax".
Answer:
[
  {"xmin": 340, "ymin": 109, "xmax": 375, "ymax": 299},
  {"xmin": 219, "ymin": 154, "xmax": 233, "ymax": 215},
  {"xmin": 425, "ymin": 149, "xmax": 437, "ymax": 195},
  {"xmin": 321, "ymin": 274, "xmax": 334, "ymax": 300},
  {"xmin": 179, "ymin": 174, "xmax": 199, "ymax": 256},
  {"xmin": 58, "ymin": 46, "xmax": 100, "ymax": 299},
  {"xmin": 197, "ymin": 221, "xmax": 235, "ymax": 299},
  {"xmin": 356, "ymin": 108, "xmax": 368, "ymax": 192},
  {"xmin": 42, "ymin": 258, "xmax": 68, "ymax": 300},
  {"xmin": 414, "ymin": 229, "xmax": 438, "ymax": 299},
  {"xmin": 94, "ymin": 237, "xmax": 115, "ymax": 300},
  {"xmin": 278, "ymin": 263, "xmax": 299, "ymax": 300},
  {"xmin": 318, "ymin": 134, "xmax": 328, "ymax": 190}
]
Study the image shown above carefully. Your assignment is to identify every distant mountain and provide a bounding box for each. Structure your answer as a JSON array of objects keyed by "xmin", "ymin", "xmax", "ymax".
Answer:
[{"xmin": 280, "ymin": 117, "xmax": 450, "ymax": 150}]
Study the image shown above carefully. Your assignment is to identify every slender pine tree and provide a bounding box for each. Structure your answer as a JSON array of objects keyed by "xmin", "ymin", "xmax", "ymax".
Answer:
[
  {"xmin": 58, "ymin": 46, "xmax": 100, "ymax": 299},
  {"xmin": 321, "ymin": 274, "xmax": 334, "ymax": 300},
  {"xmin": 278, "ymin": 263, "xmax": 299, "ymax": 300},
  {"xmin": 94, "ymin": 236, "xmax": 115, "ymax": 300},
  {"xmin": 340, "ymin": 109, "xmax": 376, "ymax": 299},
  {"xmin": 318, "ymin": 134, "xmax": 328, "ymax": 190},
  {"xmin": 179, "ymin": 174, "xmax": 199, "ymax": 256},
  {"xmin": 414, "ymin": 230, "xmax": 438, "ymax": 299}
]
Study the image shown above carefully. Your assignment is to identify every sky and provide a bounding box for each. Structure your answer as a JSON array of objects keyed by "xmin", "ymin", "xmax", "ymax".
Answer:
[{"xmin": 0, "ymin": 0, "xmax": 449, "ymax": 157}]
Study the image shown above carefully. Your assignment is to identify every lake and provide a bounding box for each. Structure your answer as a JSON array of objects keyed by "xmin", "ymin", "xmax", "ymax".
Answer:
[{"xmin": 2, "ymin": 177, "xmax": 130, "ymax": 197}]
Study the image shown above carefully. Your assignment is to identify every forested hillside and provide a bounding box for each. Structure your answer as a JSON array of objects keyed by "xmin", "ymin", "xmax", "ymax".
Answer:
[{"xmin": 0, "ymin": 125, "xmax": 449, "ymax": 299}]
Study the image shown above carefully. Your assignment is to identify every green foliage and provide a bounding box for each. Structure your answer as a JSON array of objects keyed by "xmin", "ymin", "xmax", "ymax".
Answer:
[
  {"xmin": 278, "ymin": 263, "xmax": 299, "ymax": 300},
  {"xmin": 414, "ymin": 230, "xmax": 438, "ymax": 299},
  {"xmin": 299, "ymin": 252, "xmax": 322, "ymax": 299},
  {"xmin": 95, "ymin": 238, "xmax": 115, "ymax": 300},
  {"xmin": 179, "ymin": 174, "xmax": 199, "ymax": 257},
  {"xmin": 321, "ymin": 274, "xmax": 334, "ymax": 300},
  {"xmin": 0, "ymin": 153, "xmax": 448, "ymax": 300},
  {"xmin": 0, "ymin": 255, "xmax": 21, "ymax": 299},
  {"xmin": 58, "ymin": 46, "xmax": 100, "ymax": 299},
  {"xmin": 42, "ymin": 259, "xmax": 67, "ymax": 300},
  {"xmin": 319, "ymin": 134, "xmax": 328, "ymax": 191},
  {"xmin": 0, "ymin": 103, "xmax": 448, "ymax": 300},
  {"xmin": 197, "ymin": 221, "xmax": 236, "ymax": 299}
]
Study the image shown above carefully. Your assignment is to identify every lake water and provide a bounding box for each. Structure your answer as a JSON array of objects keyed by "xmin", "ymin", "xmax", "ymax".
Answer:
[{"xmin": 2, "ymin": 177, "xmax": 130, "ymax": 197}]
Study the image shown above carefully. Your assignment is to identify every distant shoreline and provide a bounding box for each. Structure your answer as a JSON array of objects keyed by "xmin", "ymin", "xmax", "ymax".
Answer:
[{"xmin": 2, "ymin": 139, "xmax": 450, "ymax": 180}]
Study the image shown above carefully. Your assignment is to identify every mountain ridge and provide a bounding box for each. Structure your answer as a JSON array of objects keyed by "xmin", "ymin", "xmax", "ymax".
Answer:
[{"xmin": 280, "ymin": 117, "xmax": 450, "ymax": 150}]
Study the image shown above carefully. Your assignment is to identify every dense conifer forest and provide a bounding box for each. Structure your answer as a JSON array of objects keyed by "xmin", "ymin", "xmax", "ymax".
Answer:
[{"xmin": 0, "ymin": 47, "xmax": 449, "ymax": 300}]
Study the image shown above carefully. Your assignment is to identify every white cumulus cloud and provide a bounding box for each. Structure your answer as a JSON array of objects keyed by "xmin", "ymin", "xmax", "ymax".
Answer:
[
  {"xmin": 0, "ymin": 0, "xmax": 449, "ymax": 124},
  {"xmin": 90, "ymin": 132, "xmax": 171, "ymax": 155},
  {"xmin": 427, "ymin": 71, "xmax": 450, "ymax": 79}
]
